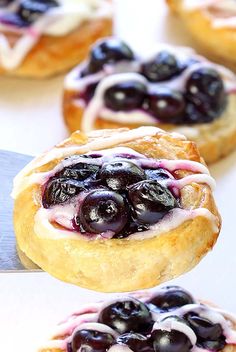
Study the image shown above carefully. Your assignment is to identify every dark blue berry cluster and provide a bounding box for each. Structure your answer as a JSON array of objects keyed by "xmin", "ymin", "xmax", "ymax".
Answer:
[
  {"xmin": 42, "ymin": 155, "xmax": 178, "ymax": 237},
  {"xmin": 68, "ymin": 286, "xmax": 226, "ymax": 352},
  {"xmin": 81, "ymin": 38, "xmax": 227, "ymax": 125}
]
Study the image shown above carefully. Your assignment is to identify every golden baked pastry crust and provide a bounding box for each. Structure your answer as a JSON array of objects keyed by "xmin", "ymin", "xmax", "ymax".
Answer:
[
  {"xmin": 0, "ymin": 18, "xmax": 112, "ymax": 78},
  {"xmin": 166, "ymin": 0, "xmax": 236, "ymax": 72},
  {"xmin": 63, "ymin": 89, "xmax": 236, "ymax": 164},
  {"xmin": 14, "ymin": 128, "xmax": 221, "ymax": 292}
]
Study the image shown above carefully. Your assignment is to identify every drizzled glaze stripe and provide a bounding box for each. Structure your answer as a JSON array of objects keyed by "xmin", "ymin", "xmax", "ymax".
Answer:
[
  {"xmin": 39, "ymin": 291, "xmax": 236, "ymax": 352},
  {"xmin": 183, "ymin": 0, "xmax": 236, "ymax": 28},
  {"xmin": 12, "ymin": 127, "xmax": 188, "ymax": 198},
  {"xmin": 79, "ymin": 61, "xmax": 236, "ymax": 133},
  {"xmin": 0, "ymin": 0, "xmax": 112, "ymax": 70}
]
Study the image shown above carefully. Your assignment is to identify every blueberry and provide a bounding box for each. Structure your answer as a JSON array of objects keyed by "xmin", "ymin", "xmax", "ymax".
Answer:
[
  {"xmin": 128, "ymin": 180, "xmax": 178, "ymax": 225},
  {"xmin": 88, "ymin": 38, "xmax": 134, "ymax": 73},
  {"xmin": 151, "ymin": 329, "xmax": 192, "ymax": 352},
  {"xmin": 18, "ymin": 0, "xmax": 58, "ymax": 25},
  {"xmin": 67, "ymin": 343, "xmax": 73, "ymax": 352},
  {"xmin": 80, "ymin": 83, "xmax": 98, "ymax": 104},
  {"xmin": 104, "ymin": 81, "xmax": 147, "ymax": 111},
  {"xmin": 149, "ymin": 286, "xmax": 195, "ymax": 311},
  {"xmin": 147, "ymin": 88, "xmax": 185, "ymax": 124},
  {"xmin": 99, "ymin": 160, "xmax": 146, "ymax": 191},
  {"xmin": 113, "ymin": 222, "xmax": 149, "ymax": 239},
  {"xmin": 145, "ymin": 168, "xmax": 171, "ymax": 181},
  {"xmin": 185, "ymin": 313, "xmax": 226, "ymax": 351},
  {"xmin": 98, "ymin": 298, "xmax": 152, "ymax": 334},
  {"xmin": 78, "ymin": 190, "xmax": 129, "ymax": 234},
  {"xmin": 141, "ymin": 51, "xmax": 180, "ymax": 82},
  {"xmin": 185, "ymin": 67, "xmax": 227, "ymax": 123},
  {"xmin": 57, "ymin": 162, "xmax": 99, "ymax": 182},
  {"xmin": 71, "ymin": 329, "xmax": 115, "ymax": 352},
  {"xmin": 42, "ymin": 178, "xmax": 85, "ymax": 208},
  {"xmin": 117, "ymin": 333, "xmax": 154, "ymax": 352}
]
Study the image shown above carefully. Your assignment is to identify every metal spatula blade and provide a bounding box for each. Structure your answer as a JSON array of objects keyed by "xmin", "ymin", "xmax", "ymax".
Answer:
[{"xmin": 0, "ymin": 150, "xmax": 40, "ymax": 271}]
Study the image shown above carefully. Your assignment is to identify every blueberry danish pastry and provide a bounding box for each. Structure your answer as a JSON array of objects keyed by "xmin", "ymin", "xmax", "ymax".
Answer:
[
  {"xmin": 0, "ymin": 0, "xmax": 112, "ymax": 77},
  {"xmin": 167, "ymin": 0, "xmax": 236, "ymax": 72},
  {"xmin": 39, "ymin": 285, "xmax": 236, "ymax": 352},
  {"xmin": 63, "ymin": 38, "xmax": 236, "ymax": 163},
  {"xmin": 12, "ymin": 127, "xmax": 220, "ymax": 292}
]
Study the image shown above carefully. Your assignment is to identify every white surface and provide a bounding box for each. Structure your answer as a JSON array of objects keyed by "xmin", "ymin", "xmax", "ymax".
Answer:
[{"xmin": 0, "ymin": 1, "xmax": 236, "ymax": 351}]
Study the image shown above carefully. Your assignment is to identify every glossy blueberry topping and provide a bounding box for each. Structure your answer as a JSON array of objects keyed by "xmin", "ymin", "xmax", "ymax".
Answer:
[
  {"xmin": 99, "ymin": 160, "xmax": 146, "ymax": 191},
  {"xmin": 104, "ymin": 81, "xmax": 147, "ymax": 111},
  {"xmin": 145, "ymin": 168, "xmax": 172, "ymax": 181},
  {"xmin": 149, "ymin": 286, "xmax": 195, "ymax": 312},
  {"xmin": 151, "ymin": 329, "xmax": 192, "ymax": 352},
  {"xmin": 71, "ymin": 329, "xmax": 115, "ymax": 352},
  {"xmin": 57, "ymin": 162, "xmax": 99, "ymax": 182},
  {"xmin": 128, "ymin": 180, "xmax": 178, "ymax": 224},
  {"xmin": 42, "ymin": 178, "xmax": 85, "ymax": 208},
  {"xmin": 88, "ymin": 38, "xmax": 135, "ymax": 74},
  {"xmin": 80, "ymin": 82, "xmax": 98, "ymax": 104},
  {"xmin": 185, "ymin": 313, "xmax": 226, "ymax": 351},
  {"xmin": 98, "ymin": 299, "xmax": 152, "ymax": 334},
  {"xmin": 42, "ymin": 154, "xmax": 179, "ymax": 236},
  {"xmin": 141, "ymin": 51, "xmax": 180, "ymax": 82},
  {"xmin": 117, "ymin": 333, "xmax": 154, "ymax": 352},
  {"xmin": 78, "ymin": 190, "xmax": 129, "ymax": 234},
  {"xmin": 185, "ymin": 67, "xmax": 227, "ymax": 123},
  {"xmin": 113, "ymin": 222, "xmax": 149, "ymax": 239},
  {"xmin": 66, "ymin": 286, "xmax": 229, "ymax": 352},
  {"xmin": 17, "ymin": 0, "xmax": 58, "ymax": 25},
  {"xmin": 147, "ymin": 88, "xmax": 186, "ymax": 124}
]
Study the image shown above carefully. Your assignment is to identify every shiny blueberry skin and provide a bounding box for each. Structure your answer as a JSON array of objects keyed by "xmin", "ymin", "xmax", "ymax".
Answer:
[
  {"xmin": 141, "ymin": 51, "xmax": 180, "ymax": 82},
  {"xmin": 185, "ymin": 67, "xmax": 227, "ymax": 123},
  {"xmin": 80, "ymin": 82, "xmax": 98, "ymax": 104},
  {"xmin": 42, "ymin": 178, "xmax": 85, "ymax": 208},
  {"xmin": 88, "ymin": 38, "xmax": 135, "ymax": 73},
  {"xmin": 151, "ymin": 329, "xmax": 192, "ymax": 352},
  {"xmin": 104, "ymin": 81, "xmax": 147, "ymax": 111},
  {"xmin": 113, "ymin": 222, "xmax": 149, "ymax": 239},
  {"xmin": 148, "ymin": 286, "xmax": 195, "ymax": 312},
  {"xmin": 117, "ymin": 333, "xmax": 154, "ymax": 352},
  {"xmin": 99, "ymin": 160, "xmax": 146, "ymax": 191},
  {"xmin": 57, "ymin": 162, "xmax": 99, "ymax": 182},
  {"xmin": 147, "ymin": 88, "xmax": 186, "ymax": 124},
  {"xmin": 78, "ymin": 190, "xmax": 129, "ymax": 234},
  {"xmin": 98, "ymin": 299, "xmax": 152, "ymax": 334},
  {"xmin": 128, "ymin": 180, "xmax": 178, "ymax": 225},
  {"xmin": 71, "ymin": 329, "xmax": 115, "ymax": 352},
  {"xmin": 17, "ymin": 0, "xmax": 58, "ymax": 25},
  {"xmin": 145, "ymin": 168, "xmax": 172, "ymax": 181},
  {"xmin": 185, "ymin": 313, "xmax": 226, "ymax": 351}
]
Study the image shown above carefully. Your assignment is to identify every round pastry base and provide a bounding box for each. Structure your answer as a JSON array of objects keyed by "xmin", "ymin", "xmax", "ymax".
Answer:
[{"xmin": 17, "ymin": 244, "xmax": 40, "ymax": 270}]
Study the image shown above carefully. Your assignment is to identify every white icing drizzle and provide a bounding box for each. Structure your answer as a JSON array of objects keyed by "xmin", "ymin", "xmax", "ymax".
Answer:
[
  {"xmin": 12, "ymin": 127, "xmax": 186, "ymax": 198},
  {"xmin": 183, "ymin": 0, "xmax": 236, "ymax": 28},
  {"xmin": 12, "ymin": 129, "xmax": 218, "ymax": 243},
  {"xmin": 72, "ymin": 322, "xmax": 118, "ymax": 337},
  {"xmin": 129, "ymin": 208, "xmax": 219, "ymax": 240},
  {"xmin": 0, "ymin": 0, "xmax": 112, "ymax": 70},
  {"xmin": 166, "ymin": 174, "xmax": 216, "ymax": 191},
  {"xmin": 152, "ymin": 318, "xmax": 197, "ymax": 345},
  {"xmin": 68, "ymin": 45, "xmax": 236, "ymax": 132},
  {"xmin": 33, "ymin": 206, "xmax": 219, "ymax": 241},
  {"xmin": 40, "ymin": 291, "xmax": 236, "ymax": 352},
  {"xmin": 81, "ymin": 73, "xmax": 148, "ymax": 133}
]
